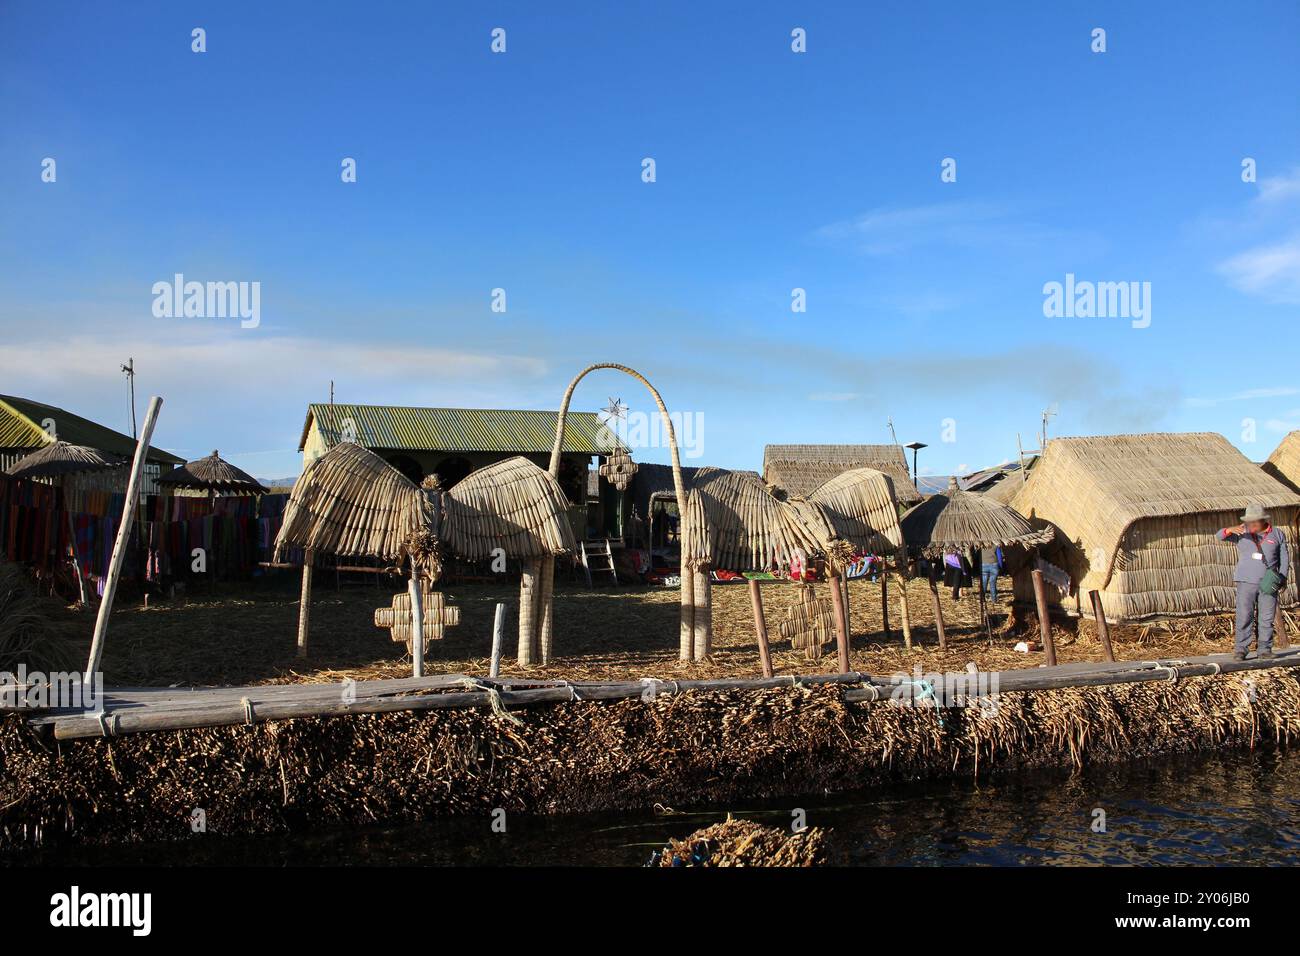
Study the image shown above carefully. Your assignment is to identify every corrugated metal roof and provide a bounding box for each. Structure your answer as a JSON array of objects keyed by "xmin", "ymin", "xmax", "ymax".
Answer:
[
  {"xmin": 300, "ymin": 404, "xmax": 627, "ymax": 455},
  {"xmin": 0, "ymin": 395, "xmax": 183, "ymax": 464}
]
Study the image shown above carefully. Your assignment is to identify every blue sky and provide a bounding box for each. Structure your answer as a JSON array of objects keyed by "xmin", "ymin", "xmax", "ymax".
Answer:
[{"xmin": 2, "ymin": 1, "xmax": 1298, "ymax": 479}]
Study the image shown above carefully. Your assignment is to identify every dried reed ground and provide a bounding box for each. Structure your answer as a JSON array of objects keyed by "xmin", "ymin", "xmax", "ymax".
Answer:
[
  {"xmin": 4, "ymin": 573, "xmax": 1292, "ymax": 850},
  {"xmin": 92, "ymin": 573, "xmax": 1259, "ymax": 688}
]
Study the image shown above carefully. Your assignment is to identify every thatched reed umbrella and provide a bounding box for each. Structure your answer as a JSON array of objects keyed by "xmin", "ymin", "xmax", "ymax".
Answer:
[
  {"xmin": 274, "ymin": 442, "xmax": 575, "ymax": 667},
  {"xmin": 6, "ymin": 441, "xmax": 124, "ymax": 481},
  {"xmin": 546, "ymin": 363, "xmax": 695, "ymax": 661},
  {"xmin": 5, "ymin": 441, "xmax": 126, "ymax": 607},
  {"xmin": 901, "ymin": 477, "xmax": 1053, "ymax": 645},
  {"xmin": 156, "ymin": 450, "xmax": 268, "ymax": 496}
]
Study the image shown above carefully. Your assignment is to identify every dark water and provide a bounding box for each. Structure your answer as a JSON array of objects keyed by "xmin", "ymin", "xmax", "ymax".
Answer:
[{"xmin": 20, "ymin": 748, "xmax": 1300, "ymax": 866}]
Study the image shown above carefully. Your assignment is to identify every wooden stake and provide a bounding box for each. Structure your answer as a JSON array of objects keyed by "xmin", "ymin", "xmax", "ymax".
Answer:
[
  {"xmin": 85, "ymin": 396, "xmax": 162, "ymax": 679},
  {"xmin": 66, "ymin": 510, "xmax": 87, "ymax": 609},
  {"xmin": 1089, "ymin": 589, "xmax": 1116, "ymax": 662},
  {"xmin": 829, "ymin": 570, "xmax": 851, "ymax": 673},
  {"xmin": 1031, "ymin": 569, "xmax": 1057, "ymax": 666},
  {"xmin": 896, "ymin": 572, "xmax": 913, "ymax": 651},
  {"xmin": 1276, "ymin": 601, "xmax": 1290, "ymax": 650},
  {"xmin": 977, "ymin": 571, "xmax": 993, "ymax": 644},
  {"xmin": 748, "ymin": 578, "xmax": 773, "ymax": 678},
  {"xmin": 880, "ymin": 573, "xmax": 892, "ymax": 643},
  {"xmin": 297, "ymin": 549, "xmax": 313, "ymax": 658},
  {"xmin": 490, "ymin": 602, "xmax": 505, "ymax": 678},
  {"xmin": 408, "ymin": 564, "xmax": 425, "ymax": 679},
  {"xmin": 929, "ymin": 581, "xmax": 947, "ymax": 649}
]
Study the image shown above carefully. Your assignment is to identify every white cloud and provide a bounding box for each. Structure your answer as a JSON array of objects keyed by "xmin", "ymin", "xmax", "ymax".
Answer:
[
  {"xmin": 1186, "ymin": 386, "xmax": 1300, "ymax": 409},
  {"xmin": 1216, "ymin": 236, "xmax": 1300, "ymax": 304},
  {"xmin": 816, "ymin": 201, "xmax": 1088, "ymax": 257},
  {"xmin": 807, "ymin": 391, "xmax": 860, "ymax": 402}
]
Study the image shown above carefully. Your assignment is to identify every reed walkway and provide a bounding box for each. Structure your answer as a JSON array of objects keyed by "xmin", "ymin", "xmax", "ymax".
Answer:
[{"xmin": 14, "ymin": 648, "xmax": 1300, "ymax": 741}]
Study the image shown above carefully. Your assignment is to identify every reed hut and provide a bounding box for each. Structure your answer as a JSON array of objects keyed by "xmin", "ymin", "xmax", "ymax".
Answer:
[
  {"xmin": 1009, "ymin": 432, "xmax": 1300, "ymax": 622},
  {"xmin": 4, "ymin": 441, "xmax": 127, "ymax": 607},
  {"xmin": 1264, "ymin": 430, "xmax": 1300, "ymax": 494},
  {"xmin": 763, "ymin": 444, "xmax": 922, "ymax": 507},
  {"xmin": 156, "ymin": 451, "xmax": 268, "ymax": 496},
  {"xmin": 274, "ymin": 442, "xmax": 575, "ymax": 663}
]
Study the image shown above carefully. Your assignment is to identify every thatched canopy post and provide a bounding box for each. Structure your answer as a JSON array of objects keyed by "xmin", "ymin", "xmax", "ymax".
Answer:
[
  {"xmin": 1031, "ymin": 569, "xmax": 1058, "ymax": 666},
  {"xmin": 296, "ymin": 549, "xmax": 313, "ymax": 658},
  {"xmin": 929, "ymin": 580, "xmax": 947, "ymax": 649},
  {"xmin": 547, "ymin": 363, "xmax": 692, "ymax": 661},
  {"xmin": 828, "ymin": 569, "xmax": 851, "ymax": 672},
  {"xmin": 747, "ymin": 578, "xmax": 774, "ymax": 678},
  {"xmin": 408, "ymin": 557, "xmax": 425, "ymax": 678},
  {"xmin": 85, "ymin": 396, "xmax": 162, "ymax": 679},
  {"xmin": 895, "ymin": 572, "xmax": 913, "ymax": 650},
  {"xmin": 1088, "ymin": 589, "xmax": 1116, "ymax": 662},
  {"xmin": 518, "ymin": 559, "xmax": 541, "ymax": 666}
]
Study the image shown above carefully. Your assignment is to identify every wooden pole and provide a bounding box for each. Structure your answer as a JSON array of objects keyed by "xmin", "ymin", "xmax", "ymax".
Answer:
[
  {"xmin": 1031, "ymin": 569, "xmax": 1058, "ymax": 666},
  {"xmin": 748, "ymin": 578, "xmax": 773, "ymax": 678},
  {"xmin": 977, "ymin": 571, "xmax": 993, "ymax": 644},
  {"xmin": 829, "ymin": 570, "xmax": 851, "ymax": 673},
  {"xmin": 1275, "ymin": 602, "xmax": 1290, "ymax": 650},
  {"xmin": 896, "ymin": 572, "xmax": 913, "ymax": 651},
  {"xmin": 841, "ymin": 574, "xmax": 851, "ymax": 640},
  {"xmin": 296, "ymin": 550, "xmax": 313, "ymax": 658},
  {"xmin": 408, "ymin": 564, "xmax": 424, "ymax": 679},
  {"xmin": 880, "ymin": 573, "xmax": 892, "ymax": 643},
  {"xmin": 65, "ymin": 510, "xmax": 87, "ymax": 609},
  {"xmin": 929, "ymin": 581, "xmax": 947, "ymax": 649},
  {"xmin": 85, "ymin": 396, "xmax": 162, "ymax": 679},
  {"xmin": 1089, "ymin": 589, "xmax": 1116, "ymax": 662},
  {"xmin": 490, "ymin": 602, "xmax": 505, "ymax": 677}
]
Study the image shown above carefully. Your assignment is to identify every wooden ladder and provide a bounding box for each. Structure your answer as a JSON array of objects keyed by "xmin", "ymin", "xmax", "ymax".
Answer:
[{"xmin": 580, "ymin": 538, "xmax": 619, "ymax": 588}]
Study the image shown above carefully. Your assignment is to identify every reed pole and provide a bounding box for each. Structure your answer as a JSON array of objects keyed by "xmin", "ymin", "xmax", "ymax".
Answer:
[
  {"xmin": 296, "ymin": 550, "xmax": 313, "ymax": 658},
  {"xmin": 408, "ymin": 559, "xmax": 424, "ymax": 678},
  {"xmin": 85, "ymin": 396, "xmax": 162, "ymax": 679},
  {"xmin": 490, "ymin": 602, "xmax": 505, "ymax": 677},
  {"xmin": 895, "ymin": 572, "xmax": 913, "ymax": 650}
]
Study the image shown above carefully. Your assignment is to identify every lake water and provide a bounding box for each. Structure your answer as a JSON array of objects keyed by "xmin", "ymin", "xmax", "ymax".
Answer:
[{"xmin": 23, "ymin": 746, "xmax": 1300, "ymax": 866}]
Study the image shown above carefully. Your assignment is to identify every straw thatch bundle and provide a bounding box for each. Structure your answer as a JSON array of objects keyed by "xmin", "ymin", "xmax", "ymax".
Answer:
[
  {"xmin": 442, "ymin": 456, "xmax": 576, "ymax": 561},
  {"xmin": 763, "ymin": 443, "xmax": 922, "ymax": 505},
  {"xmin": 902, "ymin": 477, "xmax": 1052, "ymax": 556},
  {"xmin": 786, "ymin": 467, "xmax": 907, "ymax": 564},
  {"xmin": 4, "ymin": 441, "xmax": 123, "ymax": 480},
  {"xmin": 1010, "ymin": 432, "xmax": 1300, "ymax": 621},
  {"xmin": 276, "ymin": 443, "xmax": 424, "ymax": 563},
  {"xmin": 653, "ymin": 818, "xmax": 833, "ymax": 866},
  {"xmin": 679, "ymin": 468, "xmax": 811, "ymax": 571},
  {"xmin": 275, "ymin": 444, "xmax": 575, "ymax": 568},
  {"xmin": 157, "ymin": 450, "xmax": 268, "ymax": 495},
  {"xmin": 1265, "ymin": 430, "xmax": 1300, "ymax": 494}
]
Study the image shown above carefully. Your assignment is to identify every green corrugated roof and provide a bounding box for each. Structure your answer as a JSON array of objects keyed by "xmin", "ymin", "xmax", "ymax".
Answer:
[
  {"xmin": 300, "ymin": 404, "xmax": 627, "ymax": 455},
  {"xmin": 0, "ymin": 395, "xmax": 183, "ymax": 464}
]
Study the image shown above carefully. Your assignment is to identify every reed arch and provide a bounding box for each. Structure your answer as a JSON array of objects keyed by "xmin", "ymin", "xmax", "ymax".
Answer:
[{"xmin": 519, "ymin": 363, "xmax": 707, "ymax": 664}]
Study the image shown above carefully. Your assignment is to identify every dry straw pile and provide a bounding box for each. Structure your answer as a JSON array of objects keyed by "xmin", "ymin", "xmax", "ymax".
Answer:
[{"xmin": 653, "ymin": 818, "xmax": 832, "ymax": 866}]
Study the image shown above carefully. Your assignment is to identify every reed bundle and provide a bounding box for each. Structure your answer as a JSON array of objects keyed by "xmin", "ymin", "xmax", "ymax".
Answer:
[
  {"xmin": 652, "ymin": 818, "xmax": 832, "ymax": 866},
  {"xmin": 786, "ymin": 467, "xmax": 906, "ymax": 563},
  {"xmin": 7, "ymin": 670, "xmax": 1300, "ymax": 849},
  {"xmin": 275, "ymin": 443, "xmax": 423, "ymax": 563},
  {"xmin": 441, "ymin": 456, "xmax": 575, "ymax": 561}
]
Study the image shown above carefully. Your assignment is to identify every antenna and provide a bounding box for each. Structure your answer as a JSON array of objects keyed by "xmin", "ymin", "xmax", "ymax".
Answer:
[
  {"xmin": 1040, "ymin": 405, "xmax": 1057, "ymax": 451},
  {"xmin": 120, "ymin": 358, "xmax": 137, "ymax": 439},
  {"xmin": 887, "ymin": 417, "xmax": 899, "ymax": 445},
  {"xmin": 330, "ymin": 380, "xmax": 335, "ymax": 404}
]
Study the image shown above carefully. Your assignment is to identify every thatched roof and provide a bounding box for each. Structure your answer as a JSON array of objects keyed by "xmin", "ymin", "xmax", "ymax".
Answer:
[
  {"xmin": 763, "ymin": 444, "xmax": 921, "ymax": 505},
  {"xmin": 275, "ymin": 443, "xmax": 575, "ymax": 565},
  {"xmin": 1265, "ymin": 430, "xmax": 1300, "ymax": 494},
  {"xmin": 787, "ymin": 467, "xmax": 906, "ymax": 559},
  {"xmin": 1009, "ymin": 432, "xmax": 1300, "ymax": 618},
  {"xmin": 901, "ymin": 477, "xmax": 1052, "ymax": 556},
  {"xmin": 441, "ymin": 456, "xmax": 576, "ymax": 560},
  {"xmin": 4, "ymin": 441, "xmax": 124, "ymax": 480},
  {"xmin": 680, "ymin": 468, "xmax": 811, "ymax": 571},
  {"xmin": 276, "ymin": 442, "xmax": 424, "ymax": 562},
  {"xmin": 156, "ymin": 450, "xmax": 268, "ymax": 495}
]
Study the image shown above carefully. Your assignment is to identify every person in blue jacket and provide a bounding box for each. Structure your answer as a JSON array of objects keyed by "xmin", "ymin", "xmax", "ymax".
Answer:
[{"xmin": 1218, "ymin": 504, "xmax": 1290, "ymax": 661}]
